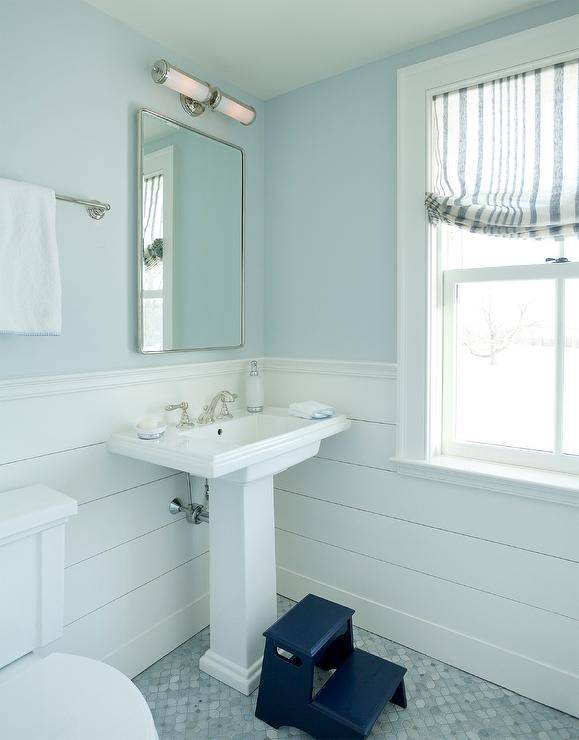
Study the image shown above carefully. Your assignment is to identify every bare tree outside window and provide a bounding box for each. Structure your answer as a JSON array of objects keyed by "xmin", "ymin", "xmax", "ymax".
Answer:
[{"xmin": 462, "ymin": 295, "xmax": 538, "ymax": 365}]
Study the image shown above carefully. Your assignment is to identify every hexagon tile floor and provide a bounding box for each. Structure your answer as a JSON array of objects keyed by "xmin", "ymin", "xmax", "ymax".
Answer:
[{"xmin": 133, "ymin": 597, "xmax": 579, "ymax": 740}]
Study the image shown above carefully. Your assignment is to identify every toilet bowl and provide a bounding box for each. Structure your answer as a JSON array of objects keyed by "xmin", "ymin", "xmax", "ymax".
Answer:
[{"xmin": 0, "ymin": 485, "xmax": 159, "ymax": 740}]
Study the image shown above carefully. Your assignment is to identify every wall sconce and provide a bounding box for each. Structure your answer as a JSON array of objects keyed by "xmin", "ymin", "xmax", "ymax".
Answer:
[{"xmin": 151, "ymin": 59, "xmax": 256, "ymax": 126}]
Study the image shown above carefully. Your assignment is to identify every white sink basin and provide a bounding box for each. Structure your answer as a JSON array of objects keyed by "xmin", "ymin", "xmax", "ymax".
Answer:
[
  {"xmin": 108, "ymin": 406, "xmax": 350, "ymax": 695},
  {"xmin": 108, "ymin": 407, "xmax": 350, "ymax": 481}
]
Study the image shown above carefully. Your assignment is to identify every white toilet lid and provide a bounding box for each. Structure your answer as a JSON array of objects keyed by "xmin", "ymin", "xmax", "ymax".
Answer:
[{"xmin": 0, "ymin": 653, "xmax": 158, "ymax": 740}]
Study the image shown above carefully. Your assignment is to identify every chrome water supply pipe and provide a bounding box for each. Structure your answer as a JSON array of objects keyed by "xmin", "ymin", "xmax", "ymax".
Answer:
[{"xmin": 168, "ymin": 473, "xmax": 209, "ymax": 524}]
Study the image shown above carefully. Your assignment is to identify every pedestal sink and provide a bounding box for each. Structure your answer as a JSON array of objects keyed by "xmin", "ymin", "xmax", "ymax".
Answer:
[{"xmin": 108, "ymin": 407, "xmax": 350, "ymax": 694}]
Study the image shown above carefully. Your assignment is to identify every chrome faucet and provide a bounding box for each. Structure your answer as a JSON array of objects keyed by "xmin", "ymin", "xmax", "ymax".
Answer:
[
  {"xmin": 165, "ymin": 401, "xmax": 195, "ymax": 429},
  {"xmin": 197, "ymin": 390, "xmax": 238, "ymax": 425}
]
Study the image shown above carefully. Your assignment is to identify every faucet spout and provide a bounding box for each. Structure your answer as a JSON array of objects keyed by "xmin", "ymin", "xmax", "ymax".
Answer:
[{"xmin": 197, "ymin": 390, "xmax": 238, "ymax": 425}]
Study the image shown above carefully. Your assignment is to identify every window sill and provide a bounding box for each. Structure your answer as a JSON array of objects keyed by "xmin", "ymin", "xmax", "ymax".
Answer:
[{"xmin": 391, "ymin": 455, "xmax": 579, "ymax": 507}]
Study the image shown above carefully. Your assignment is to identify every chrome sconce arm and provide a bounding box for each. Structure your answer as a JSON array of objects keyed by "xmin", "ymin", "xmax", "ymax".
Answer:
[
  {"xmin": 180, "ymin": 93, "xmax": 206, "ymax": 118},
  {"xmin": 151, "ymin": 59, "xmax": 256, "ymax": 126}
]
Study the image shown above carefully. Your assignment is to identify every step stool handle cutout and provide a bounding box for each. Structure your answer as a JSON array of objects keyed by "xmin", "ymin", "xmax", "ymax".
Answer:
[{"xmin": 276, "ymin": 647, "xmax": 303, "ymax": 667}]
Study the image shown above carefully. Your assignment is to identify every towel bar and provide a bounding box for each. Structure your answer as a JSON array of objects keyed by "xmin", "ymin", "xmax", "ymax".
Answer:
[{"xmin": 55, "ymin": 193, "xmax": 111, "ymax": 220}]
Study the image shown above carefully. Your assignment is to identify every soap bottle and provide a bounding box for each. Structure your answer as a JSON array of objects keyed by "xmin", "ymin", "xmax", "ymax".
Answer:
[{"xmin": 246, "ymin": 360, "xmax": 264, "ymax": 413}]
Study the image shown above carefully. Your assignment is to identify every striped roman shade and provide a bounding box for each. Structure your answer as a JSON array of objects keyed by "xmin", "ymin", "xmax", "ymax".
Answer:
[{"xmin": 426, "ymin": 57, "xmax": 579, "ymax": 240}]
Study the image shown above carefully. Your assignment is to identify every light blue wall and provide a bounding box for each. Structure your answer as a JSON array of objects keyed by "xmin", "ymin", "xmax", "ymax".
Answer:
[
  {"xmin": 0, "ymin": 0, "xmax": 264, "ymax": 377},
  {"xmin": 2, "ymin": 0, "xmax": 576, "ymax": 377},
  {"xmin": 264, "ymin": 0, "xmax": 578, "ymax": 363}
]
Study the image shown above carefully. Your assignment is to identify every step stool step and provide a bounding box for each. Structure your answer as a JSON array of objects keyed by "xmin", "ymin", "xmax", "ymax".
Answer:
[
  {"xmin": 264, "ymin": 594, "xmax": 354, "ymax": 658},
  {"xmin": 312, "ymin": 648, "xmax": 407, "ymax": 737}
]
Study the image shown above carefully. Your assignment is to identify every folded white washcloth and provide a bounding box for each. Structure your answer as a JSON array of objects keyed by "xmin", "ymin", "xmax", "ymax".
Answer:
[
  {"xmin": 289, "ymin": 401, "xmax": 336, "ymax": 420},
  {"xmin": 0, "ymin": 177, "xmax": 62, "ymax": 335}
]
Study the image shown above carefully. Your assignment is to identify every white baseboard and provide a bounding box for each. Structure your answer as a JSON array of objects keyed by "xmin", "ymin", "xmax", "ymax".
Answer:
[
  {"xmin": 199, "ymin": 651, "xmax": 262, "ymax": 696},
  {"xmin": 104, "ymin": 592, "xmax": 210, "ymax": 679},
  {"xmin": 277, "ymin": 567, "xmax": 579, "ymax": 718}
]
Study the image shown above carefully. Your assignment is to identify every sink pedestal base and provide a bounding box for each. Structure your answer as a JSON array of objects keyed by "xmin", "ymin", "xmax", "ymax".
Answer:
[{"xmin": 199, "ymin": 474, "xmax": 277, "ymax": 695}]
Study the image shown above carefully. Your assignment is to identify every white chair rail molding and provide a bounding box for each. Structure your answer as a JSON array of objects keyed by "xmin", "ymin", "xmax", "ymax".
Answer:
[{"xmin": 1, "ymin": 0, "xmax": 578, "ymax": 738}]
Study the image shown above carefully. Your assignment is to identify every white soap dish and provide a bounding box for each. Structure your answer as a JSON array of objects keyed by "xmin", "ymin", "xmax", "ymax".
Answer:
[{"xmin": 135, "ymin": 423, "xmax": 167, "ymax": 440}]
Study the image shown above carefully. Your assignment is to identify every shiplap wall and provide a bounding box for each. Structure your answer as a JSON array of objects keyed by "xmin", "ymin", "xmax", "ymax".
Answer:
[
  {"xmin": 2, "ymin": 355, "xmax": 578, "ymax": 714},
  {"xmin": 264, "ymin": 358, "xmax": 579, "ymax": 717},
  {"xmin": 0, "ymin": 360, "xmax": 248, "ymax": 679}
]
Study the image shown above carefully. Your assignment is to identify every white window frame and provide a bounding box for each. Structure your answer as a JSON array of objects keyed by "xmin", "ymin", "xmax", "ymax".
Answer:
[
  {"xmin": 395, "ymin": 16, "xmax": 579, "ymax": 493},
  {"xmin": 143, "ymin": 145, "xmax": 174, "ymax": 346}
]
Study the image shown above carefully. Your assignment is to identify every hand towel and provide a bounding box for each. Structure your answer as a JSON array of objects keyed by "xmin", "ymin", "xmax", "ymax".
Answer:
[
  {"xmin": 0, "ymin": 177, "xmax": 61, "ymax": 335},
  {"xmin": 289, "ymin": 400, "xmax": 336, "ymax": 420}
]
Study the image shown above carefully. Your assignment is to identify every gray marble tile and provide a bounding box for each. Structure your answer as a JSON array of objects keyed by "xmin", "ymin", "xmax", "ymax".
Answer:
[{"xmin": 134, "ymin": 596, "xmax": 579, "ymax": 739}]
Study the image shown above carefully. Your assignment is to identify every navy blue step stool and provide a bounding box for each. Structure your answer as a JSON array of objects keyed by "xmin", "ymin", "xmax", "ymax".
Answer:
[{"xmin": 255, "ymin": 594, "xmax": 407, "ymax": 739}]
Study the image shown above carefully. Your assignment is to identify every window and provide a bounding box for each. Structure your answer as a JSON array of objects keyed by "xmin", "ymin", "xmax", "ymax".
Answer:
[
  {"xmin": 440, "ymin": 226, "xmax": 579, "ymax": 473},
  {"xmin": 142, "ymin": 172, "xmax": 165, "ymax": 351},
  {"xmin": 432, "ymin": 59, "xmax": 579, "ymax": 474},
  {"xmin": 141, "ymin": 146, "xmax": 173, "ymax": 352},
  {"xmin": 396, "ymin": 16, "xmax": 579, "ymax": 483}
]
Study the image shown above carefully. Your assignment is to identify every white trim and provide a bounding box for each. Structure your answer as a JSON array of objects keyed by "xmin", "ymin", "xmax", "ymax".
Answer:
[
  {"xmin": 0, "ymin": 359, "xmax": 250, "ymax": 402},
  {"xmin": 199, "ymin": 650, "xmax": 262, "ymax": 696},
  {"xmin": 397, "ymin": 16, "xmax": 579, "ymax": 465},
  {"xmin": 0, "ymin": 357, "xmax": 396, "ymax": 403},
  {"xmin": 442, "ymin": 440, "xmax": 579, "ymax": 477},
  {"xmin": 263, "ymin": 357, "xmax": 396, "ymax": 379},
  {"xmin": 392, "ymin": 455, "xmax": 579, "ymax": 508},
  {"xmin": 556, "ymin": 278, "xmax": 566, "ymax": 455},
  {"xmin": 444, "ymin": 262, "xmax": 579, "ymax": 284},
  {"xmin": 396, "ymin": 17, "xmax": 579, "ymax": 93}
]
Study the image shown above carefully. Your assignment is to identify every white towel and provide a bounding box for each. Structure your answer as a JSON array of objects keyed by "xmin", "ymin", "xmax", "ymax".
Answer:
[
  {"xmin": 289, "ymin": 400, "xmax": 336, "ymax": 420},
  {"xmin": 0, "ymin": 178, "xmax": 61, "ymax": 335}
]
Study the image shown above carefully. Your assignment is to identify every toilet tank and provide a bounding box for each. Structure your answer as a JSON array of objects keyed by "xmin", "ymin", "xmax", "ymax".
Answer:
[{"xmin": 0, "ymin": 485, "xmax": 77, "ymax": 670}]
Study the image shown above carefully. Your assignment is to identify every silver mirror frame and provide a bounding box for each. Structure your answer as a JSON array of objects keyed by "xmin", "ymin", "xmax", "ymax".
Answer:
[{"xmin": 137, "ymin": 108, "xmax": 245, "ymax": 354}]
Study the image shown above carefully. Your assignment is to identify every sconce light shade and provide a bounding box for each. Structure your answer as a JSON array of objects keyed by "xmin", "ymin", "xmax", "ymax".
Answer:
[
  {"xmin": 152, "ymin": 59, "xmax": 212, "ymax": 104},
  {"xmin": 151, "ymin": 59, "xmax": 256, "ymax": 126},
  {"xmin": 210, "ymin": 89, "xmax": 256, "ymax": 126}
]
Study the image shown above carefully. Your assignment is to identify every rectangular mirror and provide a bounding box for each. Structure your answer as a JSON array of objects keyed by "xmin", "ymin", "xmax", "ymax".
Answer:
[{"xmin": 138, "ymin": 109, "xmax": 244, "ymax": 353}]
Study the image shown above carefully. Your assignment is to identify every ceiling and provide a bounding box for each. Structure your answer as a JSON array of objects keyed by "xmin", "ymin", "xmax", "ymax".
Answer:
[{"xmin": 85, "ymin": 0, "xmax": 555, "ymax": 99}]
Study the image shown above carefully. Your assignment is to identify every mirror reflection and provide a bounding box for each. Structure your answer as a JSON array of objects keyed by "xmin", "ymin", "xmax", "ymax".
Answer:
[{"xmin": 138, "ymin": 110, "xmax": 243, "ymax": 353}]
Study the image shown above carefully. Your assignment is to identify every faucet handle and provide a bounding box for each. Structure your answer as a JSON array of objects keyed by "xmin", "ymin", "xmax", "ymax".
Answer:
[
  {"xmin": 165, "ymin": 401, "xmax": 194, "ymax": 429},
  {"xmin": 217, "ymin": 391, "xmax": 238, "ymax": 420},
  {"xmin": 165, "ymin": 401, "xmax": 188, "ymax": 412}
]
